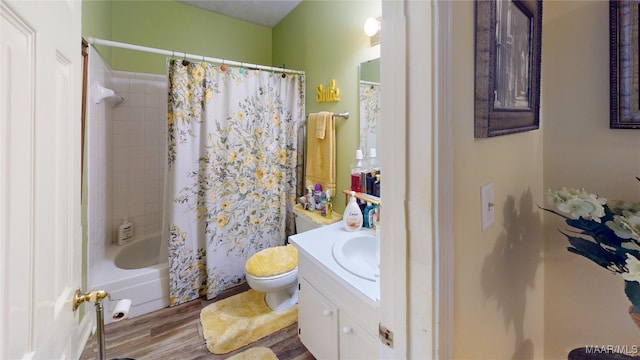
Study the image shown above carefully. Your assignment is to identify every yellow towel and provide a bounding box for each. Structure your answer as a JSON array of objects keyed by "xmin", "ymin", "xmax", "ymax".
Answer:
[
  {"xmin": 316, "ymin": 113, "xmax": 327, "ymax": 139},
  {"xmin": 305, "ymin": 112, "xmax": 335, "ymax": 196}
]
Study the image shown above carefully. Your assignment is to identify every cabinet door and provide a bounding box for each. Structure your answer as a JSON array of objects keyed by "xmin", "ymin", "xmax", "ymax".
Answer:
[
  {"xmin": 298, "ymin": 277, "xmax": 339, "ymax": 360},
  {"xmin": 339, "ymin": 313, "xmax": 379, "ymax": 360}
]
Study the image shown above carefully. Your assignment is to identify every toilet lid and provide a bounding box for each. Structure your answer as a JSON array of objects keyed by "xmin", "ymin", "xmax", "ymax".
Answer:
[{"xmin": 245, "ymin": 244, "xmax": 298, "ymax": 277}]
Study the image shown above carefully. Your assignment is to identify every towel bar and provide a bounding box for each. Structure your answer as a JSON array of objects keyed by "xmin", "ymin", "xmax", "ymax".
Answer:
[{"xmin": 305, "ymin": 111, "xmax": 349, "ymax": 120}]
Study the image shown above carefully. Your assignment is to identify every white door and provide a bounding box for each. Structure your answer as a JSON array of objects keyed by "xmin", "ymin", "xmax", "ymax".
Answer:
[{"xmin": 1, "ymin": 0, "xmax": 83, "ymax": 358}]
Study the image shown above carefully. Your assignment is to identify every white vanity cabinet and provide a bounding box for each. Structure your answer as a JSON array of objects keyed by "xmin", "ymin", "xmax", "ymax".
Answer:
[
  {"xmin": 298, "ymin": 276, "xmax": 338, "ymax": 359},
  {"xmin": 294, "ymin": 241, "xmax": 380, "ymax": 360},
  {"xmin": 339, "ymin": 311, "xmax": 379, "ymax": 359}
]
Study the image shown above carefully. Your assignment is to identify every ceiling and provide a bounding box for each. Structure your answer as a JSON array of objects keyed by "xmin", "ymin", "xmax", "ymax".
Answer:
[{"xmin": 177, "ymin": 0, "xmax": 302, "ymax": 28}]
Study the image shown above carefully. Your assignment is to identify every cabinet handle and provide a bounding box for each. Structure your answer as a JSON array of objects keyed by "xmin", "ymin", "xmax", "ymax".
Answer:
[
  {"xmin": 323, "ymin": 309, "xmax": 332, "ymax": 316},
  {"xmin": 342, "ymin": 326, "xmax": 353, "ymax": 334}
]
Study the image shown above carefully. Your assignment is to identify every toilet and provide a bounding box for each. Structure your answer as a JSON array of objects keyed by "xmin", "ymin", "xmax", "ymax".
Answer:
[
  {"xmin": 244, "ymin": 207, "xmax": 331, "ymax": 311},
  {"xmin": 245, "ymin": 244, "xmax": 299, "ymax": 312}
]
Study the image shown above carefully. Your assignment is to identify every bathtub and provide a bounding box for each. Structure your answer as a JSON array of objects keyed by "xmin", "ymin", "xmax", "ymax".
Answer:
[{"xmin": 91, "ymin": 233, "xmax": 169, "ymax": 324}]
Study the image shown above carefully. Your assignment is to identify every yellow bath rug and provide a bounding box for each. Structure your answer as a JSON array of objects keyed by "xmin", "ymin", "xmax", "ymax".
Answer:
[
  {"xmin": 225, "ymin": 347, "xmax": 279, "ymax": 360},
  {"xmin": 200, "ymin": 289, "xmax": 297, "ymax": 354}
]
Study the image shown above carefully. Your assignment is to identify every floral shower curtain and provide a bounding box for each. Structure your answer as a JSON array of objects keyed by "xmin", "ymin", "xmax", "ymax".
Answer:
[
  {"xmin": 359, "ymin": 81, "xmax": 381, "ymax": 154},
  {"xmin": 165, "ymin": 59, "xmax": 305, "ymax": 306}
]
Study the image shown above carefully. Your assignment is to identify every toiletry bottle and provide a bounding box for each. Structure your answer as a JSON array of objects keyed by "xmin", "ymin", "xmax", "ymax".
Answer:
[
  {"xmin": 320, "ymin": 193, "xmax": 327, "ymax": 217},
  {"xmin": 365, "ymin": 172, "xmax": 376, "ymax": 195},
  {"xmin": 368, "ymin": 204, "xmax": 379, "ymax": 229},
  {"xmin": 117, "ymin": 217, "xmax": 133, "ymax": 245},
  {"xmin": 308, "ymin": 196, "xmax": 316, "ymax": 212},
  {"xmin": 363, "ymin": 202, "xmax": 373, "ymax": 228},
  {"xmin": 368, "ymin": 148, "xmax": 380, "ymax": 174},
  {"xmin": 325, "ymin": 190, "xmax": 333, "ymax": 218},
  {"xmin": 298, "ymin": 196, "xmax": 308, "ymax": 210},
  {"xmin": 307, "ymin": 186, "xmax": 315, "ymax": 212},
  {"xmin": 350, "ymin": 150, "xmax": 364, "ymax": 193},
  {"xmin": 314, "ymin": 184, "xmax": 323, "ymax": 211},
  {"xmin": 344, "ymin": 191, "xmax": 363, "ymax": 231},
  {"xmin": 374, "ymin": 174, "xmax": 381, "ymax": 197}
]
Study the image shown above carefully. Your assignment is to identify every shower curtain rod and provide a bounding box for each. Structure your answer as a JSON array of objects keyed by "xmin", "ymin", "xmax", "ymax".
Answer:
[
  {"xmin": 86, "ymin": 37, "xmax": 305, "ymax": 75},
  {"xmin": 360, "ymin": 80, "xmax": 380, "ymax": 86}
]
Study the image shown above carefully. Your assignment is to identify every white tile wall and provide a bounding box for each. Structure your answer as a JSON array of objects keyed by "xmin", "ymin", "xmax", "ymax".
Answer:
[
  {"xmin": 87, "ymin": 46, "xmax": 113, "ymax": 287},
  {"xmin": 110, "ymin": 71, "xmax": 167, "ymax": 242},
  {"xmin": 86, "ymin": 46, "xmax": 167, "ymax": 287}
]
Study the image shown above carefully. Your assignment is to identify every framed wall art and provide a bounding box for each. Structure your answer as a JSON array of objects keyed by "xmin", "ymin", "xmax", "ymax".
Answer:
[
  {"xmin": 610, "ymin": 0, "xmax": 640, "ymax": 129},
  {"xmin": 474, "ymin": 0, "xmax": 543, "ymax": 138}
]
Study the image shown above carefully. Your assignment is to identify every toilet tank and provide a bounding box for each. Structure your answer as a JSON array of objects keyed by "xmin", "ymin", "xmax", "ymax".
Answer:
[{"xmin": 292, "ymin": 204, "xmax": 341, "ymax": 234}]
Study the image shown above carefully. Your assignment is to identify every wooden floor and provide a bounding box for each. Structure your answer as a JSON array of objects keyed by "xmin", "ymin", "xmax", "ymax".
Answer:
[{"xmin": 79, "ymin": 285, "xmax": 315, "ymax": 360}]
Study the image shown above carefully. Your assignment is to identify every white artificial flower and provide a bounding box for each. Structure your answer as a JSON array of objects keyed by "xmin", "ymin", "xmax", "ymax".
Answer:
[
  {"xmin": 547, "ymin": 187, "xmax": 583, "ymax": 207},
  {"xmin": 608, "ymin": 199, "xmax": 640, "ymax": 216},
  {"xmin": 607, "ymin": 218, "xmax": 635, "ymax": 239},
  {"xmin": 622, "ymin": 253, "xmax": 640, "ymax": 283},
  {"xmin": 547, "ymin": 187, "xmax": 607, "ymax": 223},
  {"xmin": 606, "ymin": 213, "xmax": 640, "ymax": 241}
]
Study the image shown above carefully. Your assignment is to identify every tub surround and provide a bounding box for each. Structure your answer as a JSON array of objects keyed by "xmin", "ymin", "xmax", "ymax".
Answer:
[
  {"xmin": 86, "ymin": 46, "xmax": 169, "ymax": 324},
  {"xmin": 92, "ymin": 234, "xmax": 169, "ymax": 325},
  {"xmin": 290, "ymin": 221, "xmax": 380, "ymax": 359}
]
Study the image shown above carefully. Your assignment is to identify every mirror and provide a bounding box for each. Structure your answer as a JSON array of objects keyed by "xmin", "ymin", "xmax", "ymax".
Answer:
[{"xmin": 359, "ymin": 58, "xmax": 381, "ymax": 158}]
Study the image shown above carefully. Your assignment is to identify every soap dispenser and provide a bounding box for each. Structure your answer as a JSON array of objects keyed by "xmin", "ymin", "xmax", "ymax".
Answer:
[{"xmin": 344, "ymin": 191, "xmax": 363, "ymax": 231}]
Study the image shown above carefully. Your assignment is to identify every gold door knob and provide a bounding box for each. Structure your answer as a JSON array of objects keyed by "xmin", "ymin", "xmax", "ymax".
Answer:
[{"xmin": 72, "ymin": 289, "xmax": 110, "ymax": 312}]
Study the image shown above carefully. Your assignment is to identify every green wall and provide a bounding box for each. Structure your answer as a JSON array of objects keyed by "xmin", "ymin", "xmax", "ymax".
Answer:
[
  {"xmin": 81, "ymin": 0, "xmax": 381, "ymax": 214},
  {"xmin": 83, "ymin": 0, "xmax": 273, "ymax": 74},
  {"xmin": 274, "ymin": 0, "xmax": 381, "ymax": 214},
  {"xmin": 82, "ymin": 0, "xmax": 113, "ymax": 65}
]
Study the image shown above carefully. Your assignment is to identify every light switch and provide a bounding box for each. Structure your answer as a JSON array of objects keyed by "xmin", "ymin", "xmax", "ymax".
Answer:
[{"xmin": 481, "ymin": 183, "xmax": 494, "ymax": 231}]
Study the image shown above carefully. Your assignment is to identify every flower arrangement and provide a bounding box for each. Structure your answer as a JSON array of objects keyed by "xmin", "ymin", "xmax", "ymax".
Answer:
[{"xmin": 544, "ymin": 187, "xmax": 640, "ymax": 322}]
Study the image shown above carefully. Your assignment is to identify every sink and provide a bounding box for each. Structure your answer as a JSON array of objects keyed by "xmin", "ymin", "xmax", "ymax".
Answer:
[{"xmin": 332, "ymin": 234, "xmax": 379, "ymax": 281}]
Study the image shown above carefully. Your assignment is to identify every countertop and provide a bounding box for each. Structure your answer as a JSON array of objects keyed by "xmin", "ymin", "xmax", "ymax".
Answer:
[{"xmin": 289, "ymin": 221, "xmax": 380, "ymax": 304}]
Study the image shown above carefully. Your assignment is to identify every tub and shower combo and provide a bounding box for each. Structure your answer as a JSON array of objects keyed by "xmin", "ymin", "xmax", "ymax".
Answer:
[
  {"xmin": 86, "ymin": 38, "xmax": 304, "ymax": 323},
  {"xmin": 90, "ymin": 234, "xmax": 169, "ymax": 323},
  {"xmin": 86, "ymin": 45, "xmax": 170, "ymax": 323}
]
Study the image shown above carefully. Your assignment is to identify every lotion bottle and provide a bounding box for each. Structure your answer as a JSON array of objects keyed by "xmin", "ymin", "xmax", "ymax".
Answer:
[
  {"xmin": 344, "ymin": 191, "xmax": 363, "ymax": 231},
  {"xmin": 117, "ymin": 217, "xmax": 133, "ymax": 245}
]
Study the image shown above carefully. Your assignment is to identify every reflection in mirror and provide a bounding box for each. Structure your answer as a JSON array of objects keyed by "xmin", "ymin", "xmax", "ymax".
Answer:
[{"xmin": 359, "ymin": 58, "xmax": 380, "ymax": 159}]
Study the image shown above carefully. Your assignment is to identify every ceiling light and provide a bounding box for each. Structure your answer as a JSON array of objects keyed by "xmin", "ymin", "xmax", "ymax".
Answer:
[{"xmin": 363, "ymin": 17, "xmax": 381, "ymax": 37}]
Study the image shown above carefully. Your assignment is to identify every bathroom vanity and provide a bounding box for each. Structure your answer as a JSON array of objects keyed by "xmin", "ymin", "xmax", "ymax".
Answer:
[{"xmin": 289, "ymin": 221, "xmax": 380, "ymax": 360}]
